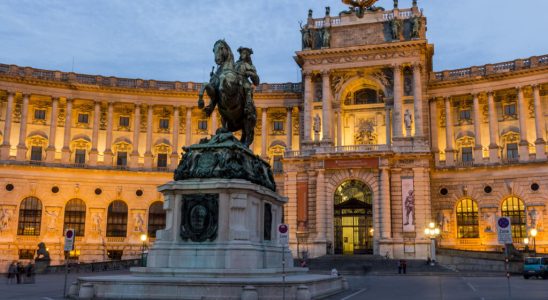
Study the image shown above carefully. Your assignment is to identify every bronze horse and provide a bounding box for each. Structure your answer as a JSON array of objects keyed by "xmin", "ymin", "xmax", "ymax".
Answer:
[{"xmin": 198, "ymin": 40, "xmax": 257, "ymax": 147}]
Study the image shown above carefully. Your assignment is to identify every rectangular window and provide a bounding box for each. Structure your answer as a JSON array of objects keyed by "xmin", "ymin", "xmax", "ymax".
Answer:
[
  {"xmin": 461, "ymin": 147, "xmax": 473, "ymax": 162},
  {"xmin": 30, "ymin": 146, "xmax": 42, "ymax": 161},
  {"xmin": 507, "ymin": 143, "xmax": 518, "ymax": 160},
  {"xmin": 273, "ymin": 120, "xmax": 284, "ymax": 131},
  {"xmin": 18, "ymin": 249, "xmax": 35, "ymax": 260},
  {"xmin": 159, "ymin": 118, "xmax": 169, "ymax": 130},
  {"xmin": 34, "ymin": 109, "xmax": 46, "ymax": 120},
  {"xmin": 117, "ymin": 151, "xmax": 127, "ymax": 166},
  {"xmin": 273, "ymin": 155, "xmax": 283, "ymax": 173},
  {"xmin": 119, "ymin": 116, "xmax": 130, "ymax": 127},
  {"xmin": 198, "ymin": 120, "xmax": 208, "ymax": 130},
  {"xmin": 78, "ymin": 113, "xmax": 89, "ymax": 124},
  {"xmin": 157, "ymin": 153, "xmax": 168, "ymax": 168},
  {"xmin": 459, "ymin": 109, "xmax": 471, "ymax": 120},
  {"xmin": 504, "ymin": 103, "xmax": 516, "ymax": 116},
  {"xmin": 107, "ymin": 250, "xmax": 123, "ymax": 260},
  {"xmin": 75, "ymin": 149, "xmax": 86, "ymax": 164}
]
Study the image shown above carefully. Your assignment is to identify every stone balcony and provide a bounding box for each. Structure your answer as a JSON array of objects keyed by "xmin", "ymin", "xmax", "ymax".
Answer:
[{"xmin": 285, "ymin": 143, "xmax": 430, "ymax": 158}]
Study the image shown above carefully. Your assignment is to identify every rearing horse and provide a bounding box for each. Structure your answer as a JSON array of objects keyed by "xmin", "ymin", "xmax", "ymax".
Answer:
[{"xmin": 198, "ymin": 40, "xmax": 256, "ymax": 147}]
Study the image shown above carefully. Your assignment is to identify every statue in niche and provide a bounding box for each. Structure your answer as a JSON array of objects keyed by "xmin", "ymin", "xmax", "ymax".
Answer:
[
  {"xmin": 411, "ymin": 15, "xmax": 422, "ymax": 39},
  {"xmin": 483, "ymin": 212, "xmax": 496, "ymax": 232},
  {"xmin": 390, "ymin": 18, "xmax": 401, "ymax": 41},
  {"xmin": 299, "ymin": 21, "xmax": 313, "ymax": 49},
  {"xmin": 528, "ymin": 208, "xmax": 542, "ymax": 229},
  {"xmin": 404, "ymin": 109, "xmax": 412, "ymax": 135},
  {"xmin": 403, "ymin": 190, "xmax": 415, "ymax": 226},
  {"xmin": 313, "ymin": 114, "xmax": 321, "ymax": 140},
  {"xmin": 321, "ymin": 24, "xmax": 331, "ymax": 48},
  {"xmin": 92, "ymin": 212, "xmax": 102, "ymax": 233},
  {"xmin": 45, "ymin": 209, "xmax": 59, "ymax": 231},
  {"xmin": 134, "ymin": 213, "xmax": 145, "ymax": 232},
  {"xmin": 437, "ymin": 211, "xmax": 451, "ymax": 233}
]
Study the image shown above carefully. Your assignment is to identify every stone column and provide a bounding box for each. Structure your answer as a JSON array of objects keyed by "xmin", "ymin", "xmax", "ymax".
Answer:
[
  {"xmin": 88, "ymin": 100, "xmax": 101, "ymax": 165},
  {"xmin": 170, "ymin": 106, "xmax": 180, "ymax": 169},
  {"xmin": 261, "ymin": 107, "xmax": 267, "ymax": 158},
  {"xmin": 516, "ymin": 86, "xmax": 529, "ymax": 161},
  {"xmin": 380, "ymin": 167, "xmax": 391, "ymax": 239},
  {"xmin": 429, "ymin": 99, "xmax": 439, "ymax": 163},
  {"xmin": 210, "ymin": 110, "xmax": 217, "ymax": 135},
  {"xmin": 487, "ymin": 91, "xmax": 500, "ymax": 163},
  {"xmin": 412, "ymin": 63, "xmax": 423, "ymax": 136},
  {"xmin": 130, "ymin": 104, "xmax": 141, "ymax": 168},
  {"xmin": 144, "ymin": 105, "xmax": 154, "ymax": 168},
  {"xmin": 61, "ymin": 98, "xmax": 73, "ymax": 163},
  {"xmin": 103, "ymin": 102, "xmax": 114, "ymax": 165},
  {"xmin": 444, "ymin": 96, "xmax": 455, "ymax": 166},
  {"xmin": 532, "ymin": 85, "xmax": 546, "ymax": 160},
  {"xmin": 185, "ymin": 107, "xmax": 192, "ymax": 146},
  {"xmin": 1, "ymin": 91, "xmax": 15, "ymax": 159},
  {"xmin": 385, "ymin": 107, "xmax": 391, "ymax": 146},
  {"xmin": 285, "ymin": 171, "xmax": 298, "ymax": 252},
  {"xmin": 321, "ymin": 70, "xmax": 332, "ymax": 142},
  {"xmin": 303, "ymin": 71, "xmax": 312, "ymax": 142},
  {"xmin": 336, "ymin": 109, "xmax": 343, "ymax": 146},
  {"xmin": 472, "ymin": 93, "xmax": 483, "ymax": 164},
  {"xmin": 392, "ymin": 64, "xmax": 403, "ymax": 138},
  {"xmin": 286, "ymin": 107, "xmax": 293, "ymax": 151},
  {"xmin": 315, "ymin": 169, "xmax": 326, "ymax": 242},
  {"xmin": 16, "ymin": 93, "xmax": 30, "ymax": 160},
  {"xmin": 45, "ymin": 97, "xmax": 59, "ymax": 162}
]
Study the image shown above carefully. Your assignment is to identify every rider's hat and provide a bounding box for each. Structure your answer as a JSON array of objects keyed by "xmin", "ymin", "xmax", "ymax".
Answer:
[{"xmin": 237, "ymin": 47, "xmax": 253, "ymax": 54}]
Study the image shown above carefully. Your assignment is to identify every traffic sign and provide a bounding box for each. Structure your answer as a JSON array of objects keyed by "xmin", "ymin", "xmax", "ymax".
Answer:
[
  {"xmin": 64, "ymin": 228, "xmax": 75, "ymax": 251},
  {"xmin": 277, "ymin": 224, "xmax": 289, "ymax": 246},
  {"xmin": 497, "ymin": 217, "xmax": 513, "ymax": 244}
]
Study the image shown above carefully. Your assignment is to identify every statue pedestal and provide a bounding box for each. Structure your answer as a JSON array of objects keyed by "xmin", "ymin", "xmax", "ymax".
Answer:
[{"xmin": 75, "ymin": 179, "xmax": 345, "ymax": 299}]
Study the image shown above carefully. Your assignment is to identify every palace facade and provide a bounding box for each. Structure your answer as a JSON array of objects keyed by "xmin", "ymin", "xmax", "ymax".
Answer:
[{"xmin": 0, "ymin": 2, "xmax": 546, "ymax": 268}]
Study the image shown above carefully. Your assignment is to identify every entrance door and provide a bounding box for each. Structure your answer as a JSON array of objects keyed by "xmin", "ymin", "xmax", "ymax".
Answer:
[{"xmin": 334, "ymin": 180, "xmax": 373, "ymax": 255}]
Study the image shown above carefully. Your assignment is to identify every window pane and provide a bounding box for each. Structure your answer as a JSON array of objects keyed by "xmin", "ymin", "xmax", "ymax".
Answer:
[
  {"xmin": 456, "ymin": 198, "xmax": 479, "ymax": 238},
  {"xmin": 34, "ymin": 109, "xmax": 46, "ymax": 120},
  {"xmin": 75, "ymin": 149, "xmax": 86, "ymax": 164},
  {"xmin": 157, "ymin": 153, "xmax": 168, "ymax": 168},
  {"xmin": 78, "ymin": 114, "xmax": 89, "ymax": 124},
  {"xmin": 501, "ymin": 196, "xmax": 526, "ymax": 238},
  {"xmin": 64, "ymin": 199, "xmax": 86, "ymax": 236},
  {"xmin": 159, "ymin": 119, "xmax": 169, "ymax": 129},
  {"xmin": 117, "ymin": 152, "xmax": 127, "ymax": 166},
  {"xmin": 31, "ymin": 146, "xmax": 42, "ymax": 161},
  {"xmin": 106, "ymin": 201, "xmax": 128, "ymax": 237},
  {"xmin": 119, "ymin": 116, "xmax": 129, "ymax": 127},
  {"xmin": 17, "ymin": 197, "xmax": 42, "ymax": 236},
  {"xmin": 148, "ymin": 201, "xmax": 165, "ymax": 238}
]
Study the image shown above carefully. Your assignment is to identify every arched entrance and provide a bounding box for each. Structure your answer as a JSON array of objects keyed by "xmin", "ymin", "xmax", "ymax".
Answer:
[{"xmin": 334, "ymin": 180, "xmax": 373, "ymax": 254}]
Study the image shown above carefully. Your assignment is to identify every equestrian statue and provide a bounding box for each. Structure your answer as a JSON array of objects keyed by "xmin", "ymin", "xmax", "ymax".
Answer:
[{"xmin": 198, "ymin": 40, "xmax": 258, "ymax": 148}]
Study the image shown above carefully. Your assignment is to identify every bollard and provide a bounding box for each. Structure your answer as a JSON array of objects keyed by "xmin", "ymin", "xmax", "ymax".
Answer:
[
  {"xmin": 241, "ymin": 285, "xmax": 258, "ymax": 300},
  {"xmin": 342, "ymin": 277, "xmax": 349, "ymax": 290},
  {"xmin": 296, "ymin": 285, "xmax": 311, "ymax": 300},
  {"xmin": 68, "ymin": 281, "xmax": 79, "ymax": 297},
  {"xmin": 78, "ymin": 283, "xmax": 94, "ymax": 299}
]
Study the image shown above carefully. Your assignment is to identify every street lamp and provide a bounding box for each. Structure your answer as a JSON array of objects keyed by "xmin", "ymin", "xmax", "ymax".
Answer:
[
  {"xmin": 424, "ymin": 222, "xmax": 440, "ymax": 265},
  {"xmin": 140, "ymin": 233, "xmax": 148, "ymax": 267},
  {"xmin": 523, "ymin": 237, "xmax": 530, "ymax": 253},
  {"xmin": 530, "ymin": 228, "xmax": 538, "ymax": 255}
]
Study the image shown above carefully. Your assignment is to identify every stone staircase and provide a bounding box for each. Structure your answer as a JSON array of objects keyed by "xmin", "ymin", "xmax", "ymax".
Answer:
[{"xmin": 302, "ymin": 255, "xmax": 455, "ymax": 275}]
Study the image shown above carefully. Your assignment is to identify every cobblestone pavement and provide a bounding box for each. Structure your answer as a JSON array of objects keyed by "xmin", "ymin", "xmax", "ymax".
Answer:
[{"xmin": 1, "ymin": 270, "xmax": 546, "ymax": 300}]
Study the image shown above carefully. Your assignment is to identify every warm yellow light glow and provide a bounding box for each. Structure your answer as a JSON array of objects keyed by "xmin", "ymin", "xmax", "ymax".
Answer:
[
  {"xmin": 429, "ymin": 222, "xmax": 435, "ymax": 229},
  {"xmin": 524, "ymin": 238, "xmax": 529, "ymax": 244},
  {"xmin": 140, "ymin": 234, "xmax": 147, "ymax": 242},
  {"xmin": 530, "ymin": 228, "xmax": 538, "ymax": 237},
  {"xmin": 434, "ymin": 228, "xmax": 440, "ymax": 235}
]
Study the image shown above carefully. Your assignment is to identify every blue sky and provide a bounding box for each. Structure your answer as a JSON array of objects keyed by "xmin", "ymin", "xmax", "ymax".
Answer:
[{"xmin": 0, "ymin": 0, "xmax": 546, "ymax": 83}]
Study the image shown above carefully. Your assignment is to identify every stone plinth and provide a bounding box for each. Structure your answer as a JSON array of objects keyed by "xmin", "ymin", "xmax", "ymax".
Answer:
[{"xmin": 74, "ymin": 179, "xmax": 345, "ymax": 299}]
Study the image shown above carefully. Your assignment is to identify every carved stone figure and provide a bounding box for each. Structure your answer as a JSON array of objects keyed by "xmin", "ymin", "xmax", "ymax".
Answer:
[
  {"xmin": 403, "ymin": 190, "xmax": 415, "ymax": 226},
  {"xmin": 483, "ymin": 212, "xmax": 496, "ymax": 232},
  {"xmin": 197, "ymin": 40, "xmax": 257, "ymax": 148},
  {"xmin": 341, "ymin": 0, "xmax": 381, "ymax": 18},
  {"xmin": 404, "ymin": 109, "xmax": 412, "ymax": 135},
  {"xmin": 0, "ymin": 208, "xmax": 13, "ymax": 232},
  {"xmin": 390, "ymin": 18, "xmax": 401, "ymax": 41},
  {"xmin": 313, "ymin": 114, "xmax": 321, "ymax": 141},
  {"xmin": 235, "ymin": 47, "xmax": 259, "ymax": 127},
  {"xmin": 180, "ymin": 194, "xmax": 218, "ymax": 242},
  {"xmin": 45, "ymin": 209, "xmax": 59, "ymax": 231},
  {"xmin": 325, "ymin": 6, "xmax": 330, "ymax": 16},
  {"xmin": 134, "ymin": 212, "xmax": 145, "ymax": 232},
  {"xmin": 308, "ymin": 9, "xmax": 313, "ymax": 18},
  {"xmin": 411, "ymin": 16, "xmax": 422, "ymax": 39},
  {"xmin": 92, "ymin": 212, "xmax": 102, "ymax": 233},
  {"xmin": 300, "ymin": 21, "xmax": 313, "ymax": 49},
  {"xmin": 528, "ymin": 208, "xmax": 542, "ymax": 229},
  {"xmin": 354, "ymin": 119, "xmax": 377, "ymax": 145},
  {"xmin": 321, "ymin": 25, "xmax": 331, "ymax": 48}
]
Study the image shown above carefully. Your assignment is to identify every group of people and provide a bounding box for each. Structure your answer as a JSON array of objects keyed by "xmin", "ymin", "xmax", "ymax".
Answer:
[{"xmin": 6, "ymin": 261, "xmax": 35, "ymax": 284}]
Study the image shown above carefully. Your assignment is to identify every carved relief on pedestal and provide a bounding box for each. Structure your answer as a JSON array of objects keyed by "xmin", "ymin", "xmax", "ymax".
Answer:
[{"xmin": 44, "ymin": 206, "xmax": 62, "ymax": 233}]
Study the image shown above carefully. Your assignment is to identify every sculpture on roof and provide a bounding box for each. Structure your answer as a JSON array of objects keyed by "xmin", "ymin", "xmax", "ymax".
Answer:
[{"xmin": 341, "ymin": 0, "xmax": 382, "ymax": 18}]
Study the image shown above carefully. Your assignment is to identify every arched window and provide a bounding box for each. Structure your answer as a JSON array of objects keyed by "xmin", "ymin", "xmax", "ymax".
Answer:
[
  {"xmin": 64, "ymin": 199, "xmax": 86, "ymax": 236},
  {"xmin": 106, "ymin": 200, "xmax": 128, "ymax": 237},
  {"xmin": 501, "ymin": 196, "xmax": 526, "ymax": 238},
  {"xmin": 147, "ymin": 201, "xmax": 166, "ymax": 238},
  {"xmin": 17, "ymin": 197, "xmax": 42, "ymax": 236},
  {"xmin": 455, "ymin": 198, "xmax": 479, "ymax": 238},
  {"xmin": 354, "ymin": 88, "xmax": 378, "ymax": 104}
]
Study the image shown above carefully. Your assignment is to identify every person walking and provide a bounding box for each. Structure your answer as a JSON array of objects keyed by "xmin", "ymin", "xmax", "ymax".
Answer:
[
  {"xmin": 7, "ymin": 261, "xmax": 17, "ymax": 284},
  {"xmin": 397, "ymin": 260, "xmax": 402, "ymax": 274},
  {"xmin": 15, "ymin": 262, "xmax": 23, "ymax": 284},
  {"xmin": 25, "ymin": 261, "xmax": 35, "ymax": 284},
  {"xmin": 402, "ymin": 259, "xmax": 407, "ymax": 274}
]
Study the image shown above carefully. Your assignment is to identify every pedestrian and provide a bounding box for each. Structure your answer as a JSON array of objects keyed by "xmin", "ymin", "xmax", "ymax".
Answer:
[
  {"xmin": 402, "ymin": 259, "xmax": 407, "ymax": 274},
  {"xmin": 330, "ymin": 268, "xmax": 339, "ymax": 276},
  {"xmin": 7, "ymin": 261, "xmax": 17, "ymax": 284},
  {"xmin": 397, "ymin": 260, "xmax": 402, "ymax": 274},
  {"xmin": 15, "ymin": 262, "xmax": 23, "ymax": 284},
  {"xmin": 25, "ymin": 261, "xmax": 35, "ymax": 284}
]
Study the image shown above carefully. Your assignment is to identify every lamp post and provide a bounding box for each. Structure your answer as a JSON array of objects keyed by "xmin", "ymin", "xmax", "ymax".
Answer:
[
  {"xmin": 523, "ymin": 237, "xmax": 530, "ymax": 253},
  {"xmin": 424, "ymin": 222, "xmax": 440, "ymax": 265},
  {"xmin": 140, "ymin": 233, "xmax": 147, "ymax": 267},
  {"xmin": 530, "ymin": 228, "xmax": 538, "ymax": 255}
]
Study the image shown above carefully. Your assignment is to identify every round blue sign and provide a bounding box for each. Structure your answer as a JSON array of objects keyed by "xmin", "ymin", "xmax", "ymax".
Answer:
[
  {"xmin": 278, "ymin": 224, "xmax": 288, "ymax": 234},
  {"xmin": 498, "ymin": 217, "xmax": 510, "ymax": 228},
  {"xmin": 66, "ymin": 229, "xmax": 74, "ymax": 238}
]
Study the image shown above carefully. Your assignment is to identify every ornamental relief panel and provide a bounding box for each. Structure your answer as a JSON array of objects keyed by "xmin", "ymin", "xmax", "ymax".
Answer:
[
  {"xmin": 354, "ymin": 118, "xmax": 377, "ymax": 145},
  {"xmin": 100, "ymin": 107, "xmax": 107, "ymax": 130},
  {"xmin": 293, "ymin": 116, "xmax": 300, "ymax": 136},
  {"xmin": 307, "ymin": 49, "xmax": 420, "ymax": 66},
  {"xmin": 13, "ymin": 98, "xmax": 21, "ymax": 123},
  {"xmin": 439, "ymin": 107, "xmax": 446, "ymax": 128},
  {"xmin": 57, "ymin": 107, "xmax": 65, "ymax": 127}
]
